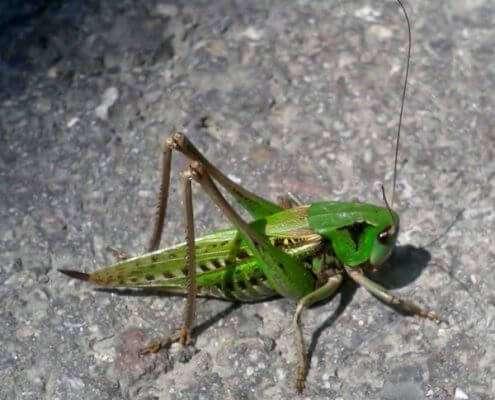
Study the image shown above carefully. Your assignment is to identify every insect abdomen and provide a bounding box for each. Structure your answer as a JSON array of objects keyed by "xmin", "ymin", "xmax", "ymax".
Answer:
[{"xmin": 76, "ymin": 220, "xmax": 327, "ymax": 302}]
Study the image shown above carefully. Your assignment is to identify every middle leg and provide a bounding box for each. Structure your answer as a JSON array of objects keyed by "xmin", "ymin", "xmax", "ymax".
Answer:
[{"xmin": 292, "ymin": 273, "xmax": 343, "ymax": 393}]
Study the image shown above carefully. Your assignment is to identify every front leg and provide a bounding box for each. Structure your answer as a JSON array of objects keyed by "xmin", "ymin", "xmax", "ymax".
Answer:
[{"xmin": 344, "ymin": 266, "xmax": 447, "ymax": 324}]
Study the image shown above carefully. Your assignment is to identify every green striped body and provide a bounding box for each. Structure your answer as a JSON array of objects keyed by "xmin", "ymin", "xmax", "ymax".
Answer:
[
  {"xmin": 86, "ymin": 206, "xmax": 327, "ymax": 302},
  {"xmin": 81, "ymin": 201, "xmax": 397, "ymax": 302}
]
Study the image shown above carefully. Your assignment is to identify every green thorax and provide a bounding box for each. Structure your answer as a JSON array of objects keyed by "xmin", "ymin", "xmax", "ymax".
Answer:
[{"xmin": 308, "ymin": 201, "xmax": 400, "ymax": 267}]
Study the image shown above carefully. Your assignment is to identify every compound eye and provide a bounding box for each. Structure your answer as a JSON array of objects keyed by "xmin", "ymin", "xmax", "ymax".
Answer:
[{"xmin": 378, "ymin": 226, "xmax": 392, "ymax": 244}]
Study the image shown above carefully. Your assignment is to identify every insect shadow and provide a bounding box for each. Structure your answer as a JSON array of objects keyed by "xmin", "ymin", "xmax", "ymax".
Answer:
[
  {"xmin": 370, "ymin": 244, "xmax": 432, "ymax": 290},
  {"xmin": 306, "ymin": 244, "xmax": 431, "ymax": 365},
  {"xmin": 95, "ymin": 287, "xmax": 243, "ymax": 339}
]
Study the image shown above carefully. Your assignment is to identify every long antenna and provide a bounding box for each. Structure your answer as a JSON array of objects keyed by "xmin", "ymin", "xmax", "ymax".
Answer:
[{"xmin": 391, "ymin": 0, "xmax": 411, "ymax": 207}]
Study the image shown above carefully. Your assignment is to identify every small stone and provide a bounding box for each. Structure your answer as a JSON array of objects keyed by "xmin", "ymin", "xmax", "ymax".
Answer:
[
  {"xmin": 243, "ymin": 26, "xmax": 263, "ymax": 40},
  {"xmin": 13, "ymin": 258, "xmax": 23, "ymax": 272},
  {"xmin": 369, "ymin": 25, "xmax": 393, "ymax": 40},
  {"xmin": 34, "ymin": 98, "xmax": 52, "ymax": 114},
  {"xmin": 354, "ymin": 5, "xmax": 381, "ymax": 22},
  {"xmin": 454, "ymin": 388, "xmax": 469, "ymax": 400},
  {"xmin": 16, "ymin": 326, "xmax": 34, "ymax": 339},
  {"xmin": 67, "ymin": 117, "xmax": 79, "ymax": 128},
  {"xmin": 95, "ymin": 87, "xmax": 119, "ymax": 120},
  {"xmin": 154, "ymin": 4, "xmax": 178, "ymax": 17}
]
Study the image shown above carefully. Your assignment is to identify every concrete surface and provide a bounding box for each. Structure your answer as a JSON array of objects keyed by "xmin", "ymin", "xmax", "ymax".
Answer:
[{"xmin": 1, "ymin": 0, "xmax": 494, "ymax": 399}]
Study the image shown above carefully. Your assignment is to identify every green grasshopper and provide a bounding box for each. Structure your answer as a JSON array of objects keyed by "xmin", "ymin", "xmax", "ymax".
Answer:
[{"xmin": 60, "ymin": 0, "xmax": 445, "ymax": 392}]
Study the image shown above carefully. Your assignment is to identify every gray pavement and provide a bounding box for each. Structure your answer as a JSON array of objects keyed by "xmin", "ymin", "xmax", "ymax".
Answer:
[{"xmin": 0, "ymin": 1, "xmax": 494, "ymax": 399}]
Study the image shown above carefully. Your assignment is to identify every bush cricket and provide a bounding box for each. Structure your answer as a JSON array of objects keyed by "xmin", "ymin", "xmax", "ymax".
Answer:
[{"xmin": 60, "ymin": 0, "xmax": 446, "ymax": 393}]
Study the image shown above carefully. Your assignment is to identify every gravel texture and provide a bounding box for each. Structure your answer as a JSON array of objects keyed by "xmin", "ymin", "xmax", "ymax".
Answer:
[{"xmin": 1, "ymin": 1, "xmax": 494, "ymax": 399}]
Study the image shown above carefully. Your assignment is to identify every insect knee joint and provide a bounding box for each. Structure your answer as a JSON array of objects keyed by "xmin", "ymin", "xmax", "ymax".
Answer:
[
  {"xmin": 164, "ymin": 131, "xmax": 186, "ymax": 151},
  {"xmin": 183, "ymin": 161, "xmax": 205, "ymax": 181}
]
